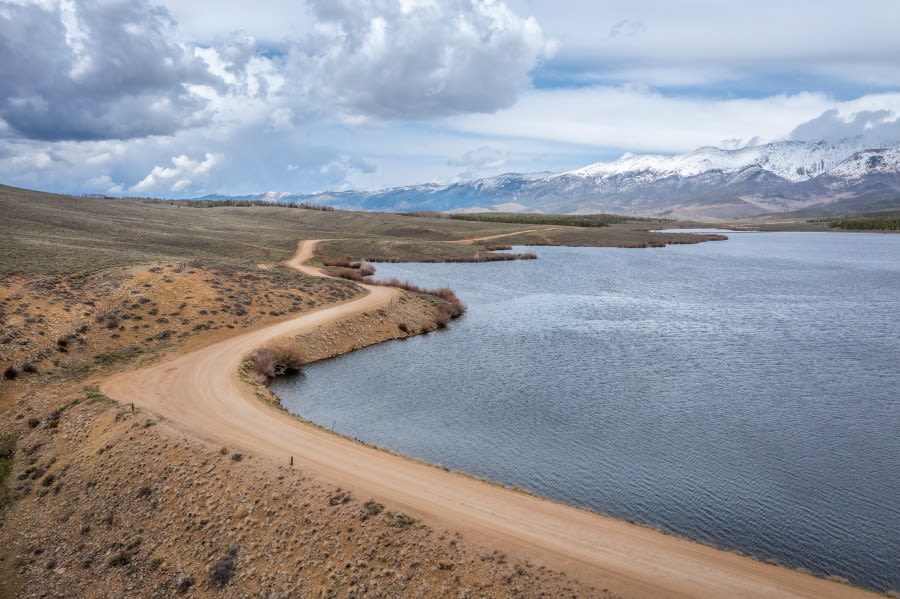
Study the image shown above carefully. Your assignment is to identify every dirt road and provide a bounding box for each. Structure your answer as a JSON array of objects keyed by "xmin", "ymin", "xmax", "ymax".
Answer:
[{"xmin": 102, "ymin": 240, "xmax": 876, "ymax": 598}]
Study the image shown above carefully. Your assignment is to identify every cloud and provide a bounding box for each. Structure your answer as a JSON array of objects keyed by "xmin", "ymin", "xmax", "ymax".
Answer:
[
  {"xmin": 789, "ymin": 108, "xmax": 900, "ymax": 146},
  {"xmin": 451, "ymin": 145, "xmax": 508, "ymax": 169},
  {"xmin": 287, "ymin": 0, "xmax": 551, "ymax": 120},
  {"xmin": 5, "ymin": 0, "xmax": 900, "ymax": 198},
  {"xmin": 608, "ymin": 19, "xmax": 645, "ymax": 39},
  {"xmin": 131, "ymin": 152, "xmax": 220, "ymax": 193},
  {"xmin": 86, "ymin": 174, "xmax": 123, "ymax": 193},
  {"xmin": 451, "ymin": 87, "xmax": 900, "ymax": 154},
  {"xmin": 318, "ymin": 155, "xmax": 378, "ymax": 189},
  {"xmin": 0, "ymin": 0, "xmax": 215, "ymax": 141},
  {"xmin": 449, "ymin": 144, "xmax": 508, "ymax": 179}
]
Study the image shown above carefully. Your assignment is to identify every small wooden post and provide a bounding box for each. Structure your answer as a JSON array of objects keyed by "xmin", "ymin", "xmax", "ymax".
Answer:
[{"xmin": 290, "ymin": 455, "xmax": 293, "ymax": 467}]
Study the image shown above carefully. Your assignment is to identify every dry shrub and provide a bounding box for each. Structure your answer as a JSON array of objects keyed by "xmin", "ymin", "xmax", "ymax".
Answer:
[
  {"xmin": 322, "ymin": 256, "xmax": 355, "ymax": 267},
  {"xmin": 324, "ymin": 267, "xmax": 364, "ymax": 282},
  {"xmin": 208, "ymin": 548, "xmax": 238, "ymax": 588},
  {"xmin": 252, "ymin": 346, "xmax": 304, "ymax": 384},
  {"xmin": 323, "ymin": 260, "xmax": 375, "ymax": 280},
  {"xmin": 432, "ymin": 308, "xmax": 450, "ymax": 329},
  {"xmin": 367, "ymin": 253, "xmax": 535, "ymax": 264},
  {"xmin": 372, "ymin": 279, "xmax": 467, "ymax": 326}
]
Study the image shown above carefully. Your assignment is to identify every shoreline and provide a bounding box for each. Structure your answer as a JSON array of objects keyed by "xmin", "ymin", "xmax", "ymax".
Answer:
[{"xmin": 100, "ymin": 240, "xmax": 882, "ymax": 599}]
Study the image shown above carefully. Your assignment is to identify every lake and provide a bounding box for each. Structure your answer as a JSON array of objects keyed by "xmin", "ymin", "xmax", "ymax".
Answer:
[{"xmin": 272, "ymin": 232, "xmax": 900, "ymax": 592}]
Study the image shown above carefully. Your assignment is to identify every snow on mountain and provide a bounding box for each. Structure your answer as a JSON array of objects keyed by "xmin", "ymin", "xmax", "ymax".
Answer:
[
  {"xmin": 563, "ymin": 139, "xmax": 880, "ymax": 183},
  {"xmin": 201, "ymin": 136, "xmax": 900, "ymax": 219},
  {"xmin": 825, "ymin": 147, "xmax": 900, "ymax": 179}
]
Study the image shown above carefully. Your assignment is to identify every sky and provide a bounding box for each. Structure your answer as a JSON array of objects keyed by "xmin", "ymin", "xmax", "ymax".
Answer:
[{"xmin": 1, "ymin": 0, "xmax": 900, "ymax": 197}]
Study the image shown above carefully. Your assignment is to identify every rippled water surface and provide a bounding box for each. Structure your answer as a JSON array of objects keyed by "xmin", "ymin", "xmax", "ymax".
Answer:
[{"xmin": 272, "ymin": 232, "xmax": 900, "ymax": 591}]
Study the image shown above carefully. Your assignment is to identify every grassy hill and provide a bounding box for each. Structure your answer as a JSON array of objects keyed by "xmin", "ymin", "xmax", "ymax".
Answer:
[{"xmin": 0, "ymin": 184, "xmax": 714, "ymax": 274}]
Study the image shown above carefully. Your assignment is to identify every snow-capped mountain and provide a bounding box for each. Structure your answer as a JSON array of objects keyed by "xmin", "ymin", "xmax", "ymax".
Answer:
[
  {"xmin": 563, "ymin": 139, "xmax": 876, "ymax": 182},
  {"xmin": 203, "ymin": 138, "xmax": 900, "ymax": 220}
]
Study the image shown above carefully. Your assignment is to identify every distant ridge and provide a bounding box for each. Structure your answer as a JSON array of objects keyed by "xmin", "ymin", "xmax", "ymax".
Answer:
[{"xmin": 201, "ymin": 137, "xmax": 900, "ymax": 220}]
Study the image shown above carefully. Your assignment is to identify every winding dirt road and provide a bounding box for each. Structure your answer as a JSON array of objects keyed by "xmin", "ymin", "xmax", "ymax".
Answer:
[{"xmin": 102, "ymin": 241, "xmax": 876, "ymax": 599}]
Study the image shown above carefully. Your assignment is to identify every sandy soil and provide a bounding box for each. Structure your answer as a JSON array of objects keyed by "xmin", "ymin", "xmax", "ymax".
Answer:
[{"xmin": 101, "ymin": 240, "xmax": 878, "ymax": 599}]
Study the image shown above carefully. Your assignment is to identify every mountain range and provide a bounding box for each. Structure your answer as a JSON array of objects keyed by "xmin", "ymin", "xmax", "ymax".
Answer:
[{"xmin": 202, "ymin": 137, "xmax": 900, "ymax": 220}]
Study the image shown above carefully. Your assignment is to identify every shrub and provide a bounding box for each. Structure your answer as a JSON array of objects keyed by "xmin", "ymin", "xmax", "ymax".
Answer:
[
  {"xmin": 322, "ymin": 257, "xmax": 354, "ymax": 267},
  {"xmin": 370, "ymin": 280, "xmax": 467, "ymax": 326},
  {"xmin": 324, "ymin": 267, "xmax": 364, "ymax": 282},
  {"xmin": 21, "ymin": 362, "xmax": 37, "ymax": 374},
  {"xmin": 389, "ymin": 511, "xmax": 417, "ymax": 529},
  {"xmin": 363, "ymin": 500, "xmax": 384, "ymax": 517},
  {"xmin": 361, "ymin": 500, "xmax": 384, "ymax": 521},
  {"xmin": 107, "ymin": 550, "xmax": 131, "ymax": 568},
  {"xmin": 208, "ymin": 548, "xmax": 238, "ymax": 588},
  {"xmin": 2, "ymin": 366, "xmax": 18, "ymax": 380},
  {"xmin": 367, "ymin": 252, "xmax": 535, "ymax": 264},
  {"xmin": 251, "ymin": 346, "xmax": 304, "ymax": 384},
  {"xmin": 176, "ymin": 575, "xmax": 195, "ymax": 594},
  {"xmin": 448, "ymin": 212, "xmax": 625, "ymax": 227},
  {"xmin": 0, "ymin": 434, "xmax": 14, "ymax": 460},
  {"xmin": 433, "ymin": 309, "xmax": 450, "ymax": 329}
]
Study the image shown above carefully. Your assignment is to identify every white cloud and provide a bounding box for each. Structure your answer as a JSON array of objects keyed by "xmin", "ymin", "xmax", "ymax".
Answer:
[
  {"xmin": 451, "ymin": 88, "xmax": 900, "ymax": 154},
  {"xmin": 0, "ymin": 0, "xmax": 215, "ymax": 141},
  {"xmin": 790, "ymin": 108, "xmax": 900, "ymax": 146},
  {"xmin": 4, "ymin": 0, "xmax": 900, "ymax": 198},
  {"xmin": 508, "ymin": 0, "xmax": 900, "ymax": 64},
  {"xmin": 131, "ymin": 152, "xmax": 221, "ymax": 193},
  {"xmin": 608, "ymin": 19, "xmax": 645, "ymax": 39},
  {"xmin": 155, "ymin": 0, "xmax": 314, "ymax": 44},
  {"xmin": 86, "ymin": 174, "xmax": 123, "ymax": 193},
  {"xmin": 452, "ymin": 145, "xmax": 508, "ymax": 169},
  {"xmin": 450, "ymin": 144, "xmax": 509, "ymax": 180},
  {"xmin": 285, "ymin": 0, "xmax": 551, "ymax": 120},
  {"xmin": 318, "ymin": 155, "xmax": 378, "ymax": 189}
]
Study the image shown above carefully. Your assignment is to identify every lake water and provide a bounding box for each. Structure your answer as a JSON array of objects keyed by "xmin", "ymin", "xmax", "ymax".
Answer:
[{"xmin": 272, "ymin": 232, "xmax": 900, "ymax": 592}]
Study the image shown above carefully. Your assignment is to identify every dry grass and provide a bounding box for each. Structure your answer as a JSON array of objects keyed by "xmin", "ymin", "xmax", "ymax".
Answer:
[
  {"xmin": 0, "ymin": 184, "xmax": 725, "ymax": 275},
  {"xmin": 370, "ymin": 279, "xmax": 467, "ymax": 327},
  {"xmin": 0, "ymin": 185, "xmax": 549, "ymax": 274},
  {"xmin": 314, "ymin": 226, "xmax": 728, "ymax": 265},
  {"xmin": 0, "ymin": 262, "xmax": 359, "ymax": 387}
]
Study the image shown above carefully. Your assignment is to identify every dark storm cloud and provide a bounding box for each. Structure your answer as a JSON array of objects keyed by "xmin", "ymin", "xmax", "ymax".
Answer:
[{"xmin": 0, "ymin": 0, "xmax": 216, "ymax": 141}]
